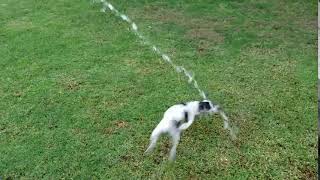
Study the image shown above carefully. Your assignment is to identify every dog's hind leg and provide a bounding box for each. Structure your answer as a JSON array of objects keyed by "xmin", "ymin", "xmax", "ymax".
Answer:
[
  {"xmin": 145, "ymin": 128, "xmax": 162, "ymax": 154},
  {"xmin": 168, "ymin": 130, "xmax": 181, "ymax": 161}
]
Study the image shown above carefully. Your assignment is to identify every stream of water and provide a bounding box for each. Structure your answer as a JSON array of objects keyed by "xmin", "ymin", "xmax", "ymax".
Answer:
[{"xmin": 96, "ymin": 0, "xmax": 237, "ymax": 139}]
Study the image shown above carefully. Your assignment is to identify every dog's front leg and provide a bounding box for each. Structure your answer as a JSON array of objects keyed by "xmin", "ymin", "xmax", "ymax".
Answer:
[{"xmin": 178, "ymin": 113, "xmax": 195, "ymax": 130}]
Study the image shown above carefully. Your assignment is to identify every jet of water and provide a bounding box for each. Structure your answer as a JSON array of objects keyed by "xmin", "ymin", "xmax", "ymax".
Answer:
[
  {"xmin": 98, "ymin": 0, "xmax": 207, "ymax": 99},
  {"xmin": 95, "ymin": 0, "xmax": 237, "ymax": 139}
]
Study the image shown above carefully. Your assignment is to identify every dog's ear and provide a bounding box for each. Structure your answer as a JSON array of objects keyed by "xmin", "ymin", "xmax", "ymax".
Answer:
[
  {"xmin": 199, "ymin": 101, "xmax": 211, "ymax": 111},
  {"xmin": 199, "ymin": 103, "xmax": 204, "ymax": 111}
]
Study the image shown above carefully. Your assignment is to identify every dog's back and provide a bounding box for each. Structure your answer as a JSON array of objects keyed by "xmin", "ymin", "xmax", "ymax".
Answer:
[{"xmin": 161, "ymin": 101, "xmax": 199, "ymax": 126}]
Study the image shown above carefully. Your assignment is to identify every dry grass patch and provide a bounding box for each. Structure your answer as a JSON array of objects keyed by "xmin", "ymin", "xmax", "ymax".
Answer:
[
  {"xmin": 6, "ymin": 19, "xmax": 35, "ymax": 31},
  {"xmin": 131, "ymin": 5, "xmax": 227, "ymax": 52}
]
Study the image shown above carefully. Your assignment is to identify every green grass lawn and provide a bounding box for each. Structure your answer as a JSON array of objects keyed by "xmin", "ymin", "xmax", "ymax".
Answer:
[{"xmin": 0, "ymin": 0, "xmax": 317, "ymax": 179}]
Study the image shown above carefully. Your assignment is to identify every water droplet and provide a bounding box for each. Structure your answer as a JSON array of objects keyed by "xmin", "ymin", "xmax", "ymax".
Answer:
[
  {"xmin": 104, "ymin": 2, "xmax": 114, "ymax": 11},
  {"xmin": 175, "ymin": 66, "xmax": 183, "ymax": 72},
  {"xmin": 152, "ymin": 46, "xmax": 157, "ymax": 51},
  {"xmin": 132, "ymin": 23, "xmax": 138, "ymax": 31},
  {"xmin": 162, "ymin": 54, "xmax": 170, "ymax": 62},
  {"xmin": 120, "ymin": 14, "xmax": 130, "ymax": 22}
]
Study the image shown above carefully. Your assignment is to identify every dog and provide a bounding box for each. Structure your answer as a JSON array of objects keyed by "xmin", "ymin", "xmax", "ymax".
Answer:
[{"xmin": 144, "ymin": 100, "xmax": 230, "ymax": 161}]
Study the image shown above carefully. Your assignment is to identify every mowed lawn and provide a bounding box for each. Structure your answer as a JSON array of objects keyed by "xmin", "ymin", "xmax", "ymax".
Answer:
[{"xmin": 0, "ymin": 0, "xmax": 317, "ymax": 179}]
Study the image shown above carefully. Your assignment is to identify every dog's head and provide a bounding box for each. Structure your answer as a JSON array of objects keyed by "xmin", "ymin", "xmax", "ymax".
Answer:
[{"xmin": 198, "ymin": 100, "xmax": 220, "ymax": 114}]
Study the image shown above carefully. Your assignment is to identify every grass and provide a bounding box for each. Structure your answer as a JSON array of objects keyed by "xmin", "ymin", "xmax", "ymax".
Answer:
[{"xmin": 0, "ymin": 0, "xmax": 317, "ymax": 179}]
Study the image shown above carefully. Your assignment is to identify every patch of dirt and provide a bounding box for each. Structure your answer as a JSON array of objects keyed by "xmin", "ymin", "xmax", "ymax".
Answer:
[
  {"xmin": 124, "ymin": 59, "xmax": 138, "ymax": 67},
  {"xmin": 186, "ymin": 28, "xmax": 224, "ymax": 44},
  {"xmin": 103, "ymin": 99, "xmax": 125, "ymax": 110},
  {"xmin": 6, "ymin": 19, "xmax": 34, "ymax": 30},
  {"xmin": 4, "ymin": 176, "xmax": 14, "ymax": 180},
  {"xmin": 219, "ymin": 156, "xmax": 230, "ymax": 166},
  {"xmin": 101, "ymin": 120, "xmax": 129, "ymax": 135},
  {"xmin": 310, "ymin": 18, "xmax": 317, "ymax": 30},
  {"xmin": 136, "ymin": 66, "xmax": 153, "ymax": 75},
  {"xmin": 120, "ymin": 154, "xmax": 134, "ymax": 161},
  {"xmin": 114, "ymin": 120, "xmax": 128, "ymax": 128},
  {"xmin": 65, "ymin": 80, "xmax": 81, "ymax": 90},
  {"xmin": 138, "ymin": 5, "xmax": 185, "ymax": 24},
  {"xmin": 187, "ymin": 175, "xmax": 200, "ymax": 180},
  {"xmin": 13, "ymin": 91, "xmax": 23, "ymax": 97},
  {"xmin": 131, "ymin": 6, "xmax": 227, "ymax": 53},
  {"xmin": 270, "ymin": 59, "xmax": 297, "ymax": 80},
  {"xmin": 102, "ymin": 127, "xmax": 114, "ymax": 135},
  {"xmin": 57, "ymin": 75, "xmax": 82, "ymax": 91},
  {"xmin": 298, "ymin": 165, "xmax": 316, "ymax": 180},
  {"xmin": 185, "ymin": 24, "xmax": 225, "ymax": 53}
]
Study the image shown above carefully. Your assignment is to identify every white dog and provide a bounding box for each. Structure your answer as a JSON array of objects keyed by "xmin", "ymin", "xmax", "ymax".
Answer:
[{"xmin": 145, "ymin": 100, "xmax": 230, "ymax": 161}]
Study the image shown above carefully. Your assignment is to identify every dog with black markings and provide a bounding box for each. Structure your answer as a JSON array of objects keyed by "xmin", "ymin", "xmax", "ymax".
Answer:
[{"xmin": 145, "ymin": 100, "xmax": 230, "ymax": 161}]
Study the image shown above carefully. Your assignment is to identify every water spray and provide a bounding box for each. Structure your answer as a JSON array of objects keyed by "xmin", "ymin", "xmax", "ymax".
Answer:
[
  {"xmin": 95, "ymin": 0, "xmax": 237, "ymax": 139},
  {"xmin": 98, "ymin": 0, "xmax": 206, "ymax": 99}
]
